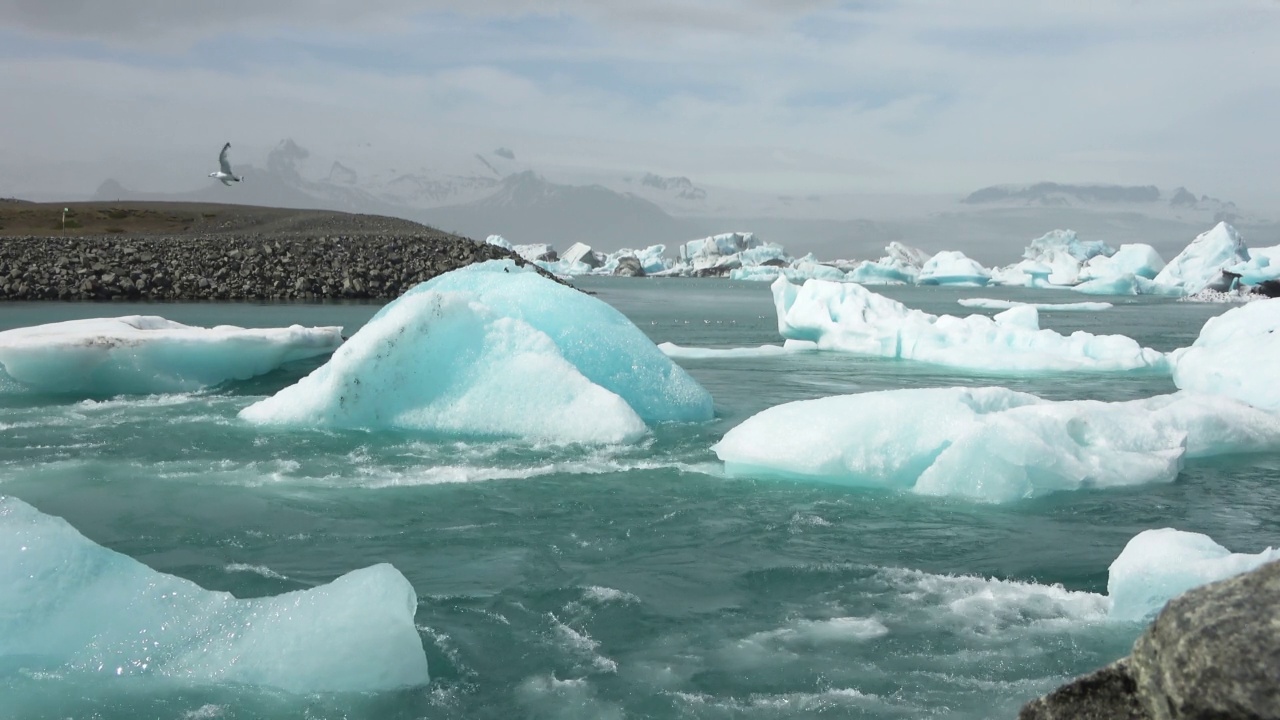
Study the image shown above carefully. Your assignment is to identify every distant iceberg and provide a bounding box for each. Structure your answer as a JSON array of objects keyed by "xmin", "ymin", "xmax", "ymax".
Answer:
[
  {"xmin": 0, "ymin": 316, "xmax": 342, "ymax": 395},
  {"xmin": 990, "ymin": 230, "xmax": 1114, "ymax": 287},
  {"xmin": 917, "ymin": 250, "xmax": 991, "ymax": 286},
  {"xmin": 957, "ymin": 298, "xmax": 1113, "ymax": 312},
  {"xmin": 1108, "ymin": 528, "xmax": 1280, "ymax": 621},
  {"xmin": 713, "ymin": 387, "xmax": 1280, "ymax": 503},
  {"xmin": 843, "ymin": 242, "xmax": 931, "ymax": 285},
  {"xmin": 1171, "ymin": 297, "xmax": 1280, "ymax": 412},
  {"xmin": 0, "ymin": 496, "xmax": 429, "ymax": 693},
  {"xmin": 241, "ymin": 260, "xmax": 713, "ymax": 442},
  {"xmin": 772, "ymin": 277, "xmax": 1166, "ymax": 373}
]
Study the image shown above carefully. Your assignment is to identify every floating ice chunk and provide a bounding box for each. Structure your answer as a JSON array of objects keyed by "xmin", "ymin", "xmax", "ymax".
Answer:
[
  {"xmin": 957, "ymin": 298, "xmax": 1113, "ymax": 312},
  {"xmin": 730, "ymin": 261, "xmax": 845, "ymax": 283},
  {"xmin": 1170, "ymin": 298, "xmax": 1280, "ymax": 412},
  {"xmin": 917, "ymin": 251, "xmax": 991, "ymax": 286},
  {"xmin": 598, "ymin": 245, "xmax": 670, "ymax": 275},
  {"xmin": 0, "ymin": 316, "xmax": 342, "ymax": 395},
  {"xmin": 772, "ymin": 277, "xmax": 1166, "ymax": 373},
  {"xmin": 1227, "ymin": 243, "xmax": 1280, "ymax": 285},
  {"xmin": 1072, "ymin": 273, "xmax": 1158, "ymax": 296},
  {"xmin": 1152, "ymin": 222, "xmax": 1250, "ymax": 295},
  {"xmin": 241, "ymin": 261, "xmax": 711, "ymax": 441},
  {"xmin": 680, "ymin": 232, "xmax": 761, "ymax": 260},
  {"xmin": 1107, "ymin": 528, "xmax": 1280, "ymax": 621},
  {"xmin": 0, "ymin": 496, "xmax": 428, "ymax": 693},
  {"xmin": 659, "ymin": 342, "xmax": 791, "ymax": 359},
  {"xmin": 991, "ymin": 230, "xmax": 1115, "ymax": 287},
  {"xmin": 713, "ymin": 387, "xmax": 1280, "ymax": 502}
]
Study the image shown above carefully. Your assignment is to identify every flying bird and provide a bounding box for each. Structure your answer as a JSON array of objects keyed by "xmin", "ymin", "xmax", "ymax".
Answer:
[{"xmin": 209, "ymin": 143, "xmax": 242, "ymax": 186}]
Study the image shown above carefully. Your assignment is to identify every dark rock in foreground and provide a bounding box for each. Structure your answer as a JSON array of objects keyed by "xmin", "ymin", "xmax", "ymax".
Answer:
[
  {"xmin": 1020, "ymin": 560, "xmax": 1280, "ymax": 719},
  {"xmin": 0, "ymin": 214, "xmax": 560, "ymax": 301}
]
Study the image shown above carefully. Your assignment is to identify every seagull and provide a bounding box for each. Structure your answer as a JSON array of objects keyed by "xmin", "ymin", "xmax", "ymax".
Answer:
[{"xmin": 209, "ymin": 142, "xmax": 242, "ymax": 186}]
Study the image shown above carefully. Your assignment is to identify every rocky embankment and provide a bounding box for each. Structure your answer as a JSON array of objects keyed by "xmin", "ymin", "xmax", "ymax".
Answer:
[
  {"xmin": 1020, "ymin": 559, "xmax": 1280, "ymax": 719},
  {"xmin": 0, "ymin": 204, "xmax": 548, "ymax": 301}
]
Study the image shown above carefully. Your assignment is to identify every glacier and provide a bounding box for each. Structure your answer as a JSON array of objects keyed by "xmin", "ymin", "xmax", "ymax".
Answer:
[
  {"xmin": 1108, "ymin": 528, "xmax": 1280, "ymax": 621},
  {"xmin": 1151, "ymin": 222, "xmax": 1250, "ymax": 295},
  {"xmin": 772, "ymin": 276, "xmax": 1167, "ymax": 373},
  {"xmin": 0, "ymin": 496, "xmax": 429, "ymax": 693},
  {"xmin": 0, "ymin": 316, "xmax": 342, "ymax": 395},
  {"xmin": 1170, "ymin": 297, "xmax": 1280, "ymax": 412},
  {"xmin": 241, "ymin": 260, "xmax": 713, "ymax": 442},
  {"xmin": 712, "ymin": 387, "xmax": 1280, "ymax": 503}
]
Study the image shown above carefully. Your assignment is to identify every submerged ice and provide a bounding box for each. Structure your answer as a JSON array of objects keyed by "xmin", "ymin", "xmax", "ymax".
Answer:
[
  {"xmin": 772, "ymin": 276, "xmax": 1166, "ymax": 373},
  {"xmin": 0, "ymin": 496, "xmax": 429, "ymax": 693},
  {"xmin": 0, "ymin": 316, "xmax": 342, "ymax": 395},
  {"xmin": 241, "ymin": 260, "xmax": 713, "ymax": 443},
  {"xmin": 713, "ymin": 387, "xmax": 1280, "ymax": 503}
]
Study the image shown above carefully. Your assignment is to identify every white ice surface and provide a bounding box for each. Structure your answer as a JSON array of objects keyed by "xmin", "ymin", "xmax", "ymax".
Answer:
[
  {"xmin": 916, "ymin": 251, "xmax": 991, "ymax": 286},
  {"xmin": 0, "ymin": 496, "xmax": 429, "ymax": 693},
  {"xmin": 1108, "ymin": 528, "xmax": 1280, "ymax": 621},
  {"xmin": 772, "ymin": 277, "xmax": 1166, "ymax": 373},
  {"xmin": 241, "ymin": 261, "xmax": 712, "ymax": 442},
  {"xmin": 957, "ymin": 298, "xmax": 1113, "ymax": 312},
  {"xmin": 1152, "ymin": 222, "xmax": 1250, "ymax": 295},
  {"xmin": 1078, "ymin": 243, "xmax": 1165, "ymax": 283},
  {"xmin": 659, "ymin": 342, "xmax": 792, "ymax": 359},
  {"xmin": 713, "ymin": 387, "xmax": 1280, "ymax": 503},
  {"xmin": 0, "ymin": 316, "xmax": 342, "ymax": 395},
  {"xmin": 1170, "ymin": 297, "xmax": 1280, "ymax": 412}
]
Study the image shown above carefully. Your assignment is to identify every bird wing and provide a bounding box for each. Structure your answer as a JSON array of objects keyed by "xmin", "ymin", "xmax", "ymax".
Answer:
[{"xmin": 219, "ymin": 143, "xmax": 232, "ymax": 174}]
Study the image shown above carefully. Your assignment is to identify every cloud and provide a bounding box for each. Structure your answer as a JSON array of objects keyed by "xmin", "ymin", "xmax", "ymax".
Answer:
[{"xmin": 1, "ymin": 0, "xmax": 1278, "ymax": 205}]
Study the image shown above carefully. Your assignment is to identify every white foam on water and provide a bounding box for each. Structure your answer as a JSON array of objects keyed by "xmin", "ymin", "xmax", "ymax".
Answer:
[
  {"xmin": 223, "ymin": 563, "xmax": 288, "ymax": 581},
  {"xmin": 582, "ymin": 586, "xmax": 640, "ymax": 604},
  {"xmin": 546, "ymin": 613, "xmax": 618, "ymax": 675}
]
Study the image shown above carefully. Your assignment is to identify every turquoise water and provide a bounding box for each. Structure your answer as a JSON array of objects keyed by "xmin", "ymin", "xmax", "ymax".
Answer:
[{"xmin": 3, "ymin": 279, "xmax": 1278, "ymax": 719}]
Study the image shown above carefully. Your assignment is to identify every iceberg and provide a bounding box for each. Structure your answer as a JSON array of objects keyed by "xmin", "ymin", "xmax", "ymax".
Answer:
[
  {"xmin": 1152, "ymin": 222, "xmax": 1249, "ymax": 295},
  {"xmin": 0, "ymin": 316, "xmax": 342, "ymax": 395},
  {"xmin": 0, "ymin": 496, "xmax": 429, "ymax": 693},
  {"xmin": 916, "ymin": 251, "xmax": 991, "ymax": 286},
  {"xmin": 713, "ymin": 387, "xmax": 1280, "ymax": 503},
  {"xmin": 1108, "ymin": 528, "xmax": 1280, "ymax": 621},
  {"xmin": 1170, "ymin": 298, "xmax": 1280, "ymax": 412},
  {"xmin": 658, "ymin": 342, "xmax": 791, "ymax": 359},
  {"xmin": 991, "ymin": 230, "xmax": 1115, "ymax": 287},
  {"xmin": 241, "ymin": 260, "xmax": 713, "ymax": 442},
  {"xmin": 730, "ymin": 261, "xmax": 846, "ymax": 283},
  {"xmin": 957, "ymin": 298, "xmax": 1113, "ymax": 312},
  {"xmin": 842, "ymin": 242, "xmax": 932, "ymax": 285},
  {"xmin": 1072, "ymin": 273, "xmax": 1158, "ymax": 296},
  {"xmin": 1227, "ymin": 243, "xmax": 1280, "ymax": 286},
  {"xmin": 1078, "ymin": 243, "xmax": 1165, "ymax": 282},
  {"xmin": 772, "ymin": 276, "xmax": 1166, "ymax": 373}
]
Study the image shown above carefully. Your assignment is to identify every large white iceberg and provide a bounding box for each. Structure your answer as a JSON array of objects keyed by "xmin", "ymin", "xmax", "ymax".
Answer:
[
  {"xmin": 1108, "ymin": 528, "xmax": 1280, "ymax": 621},
  {"xmin": 1170, "ymin": 298, "xmax": 1280, "ymax": 412},
  {"xmin": 772, "ymin": 277, "xmax": 1167, "ymax": 373},
  {"xmin": 1227, "ymin": 243, "xmax": 1280, "ymax": 286},
  {"xmin": 1152, "ymin": 222, "xmax": 1249, "ymax": 295},
  {"xmin": 0, "ymin": 496, "xmax": 429, "ymax": 693},
  {"xmin": 916, "ymin": 251, "xmax": 991, "ymax": 286},
  {"xmin": 713, "ymin": 387, "xmax": 1280, "ymax": 503},
  {"xmin": 241, "ymin": 261, "xmax": 713, "ymax": 442},
  {"xmin": 0, "ymin": 316, "xmax": 342, "ymax": 395},
  {"xmin": 1078, "ymin": 243, "xmax": 1165, "ymax": 282}
]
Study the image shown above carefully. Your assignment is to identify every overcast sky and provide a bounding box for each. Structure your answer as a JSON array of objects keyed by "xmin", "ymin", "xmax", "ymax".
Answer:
[{"xmin": 2, "ymin": 1, "xmax": 1278, "ymax": 207}]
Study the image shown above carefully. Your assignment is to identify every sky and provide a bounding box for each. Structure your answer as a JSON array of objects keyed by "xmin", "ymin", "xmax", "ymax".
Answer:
[{"xmin": 2, "ymin": 0, "xmax": 1279, "ymax": 208}]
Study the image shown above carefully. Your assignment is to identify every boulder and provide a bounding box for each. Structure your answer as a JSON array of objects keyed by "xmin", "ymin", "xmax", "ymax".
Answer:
[
  {"xmin": 1020, "ymin": 560, "xmax": 1280, "ymax": 719},
  {"xmin": 612, "ymin": 256, "xmax": 645, "ymax": 277}
]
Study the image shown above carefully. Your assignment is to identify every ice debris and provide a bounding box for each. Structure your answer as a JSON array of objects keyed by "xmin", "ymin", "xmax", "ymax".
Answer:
[{"xmin": 1170, "ymin": 297, "xmax": 1280, "ymax": 412}]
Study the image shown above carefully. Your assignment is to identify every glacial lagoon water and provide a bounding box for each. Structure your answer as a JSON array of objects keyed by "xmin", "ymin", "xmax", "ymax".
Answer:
[{"xmin": 3, "ymin": 278, "xmax": 1278, "ymax": 719}]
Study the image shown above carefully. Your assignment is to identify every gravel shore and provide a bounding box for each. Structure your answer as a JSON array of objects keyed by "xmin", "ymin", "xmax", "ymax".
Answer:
[{"xmin": 0, "ymin": 203, "xmax": 550, "ymax": 301}]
